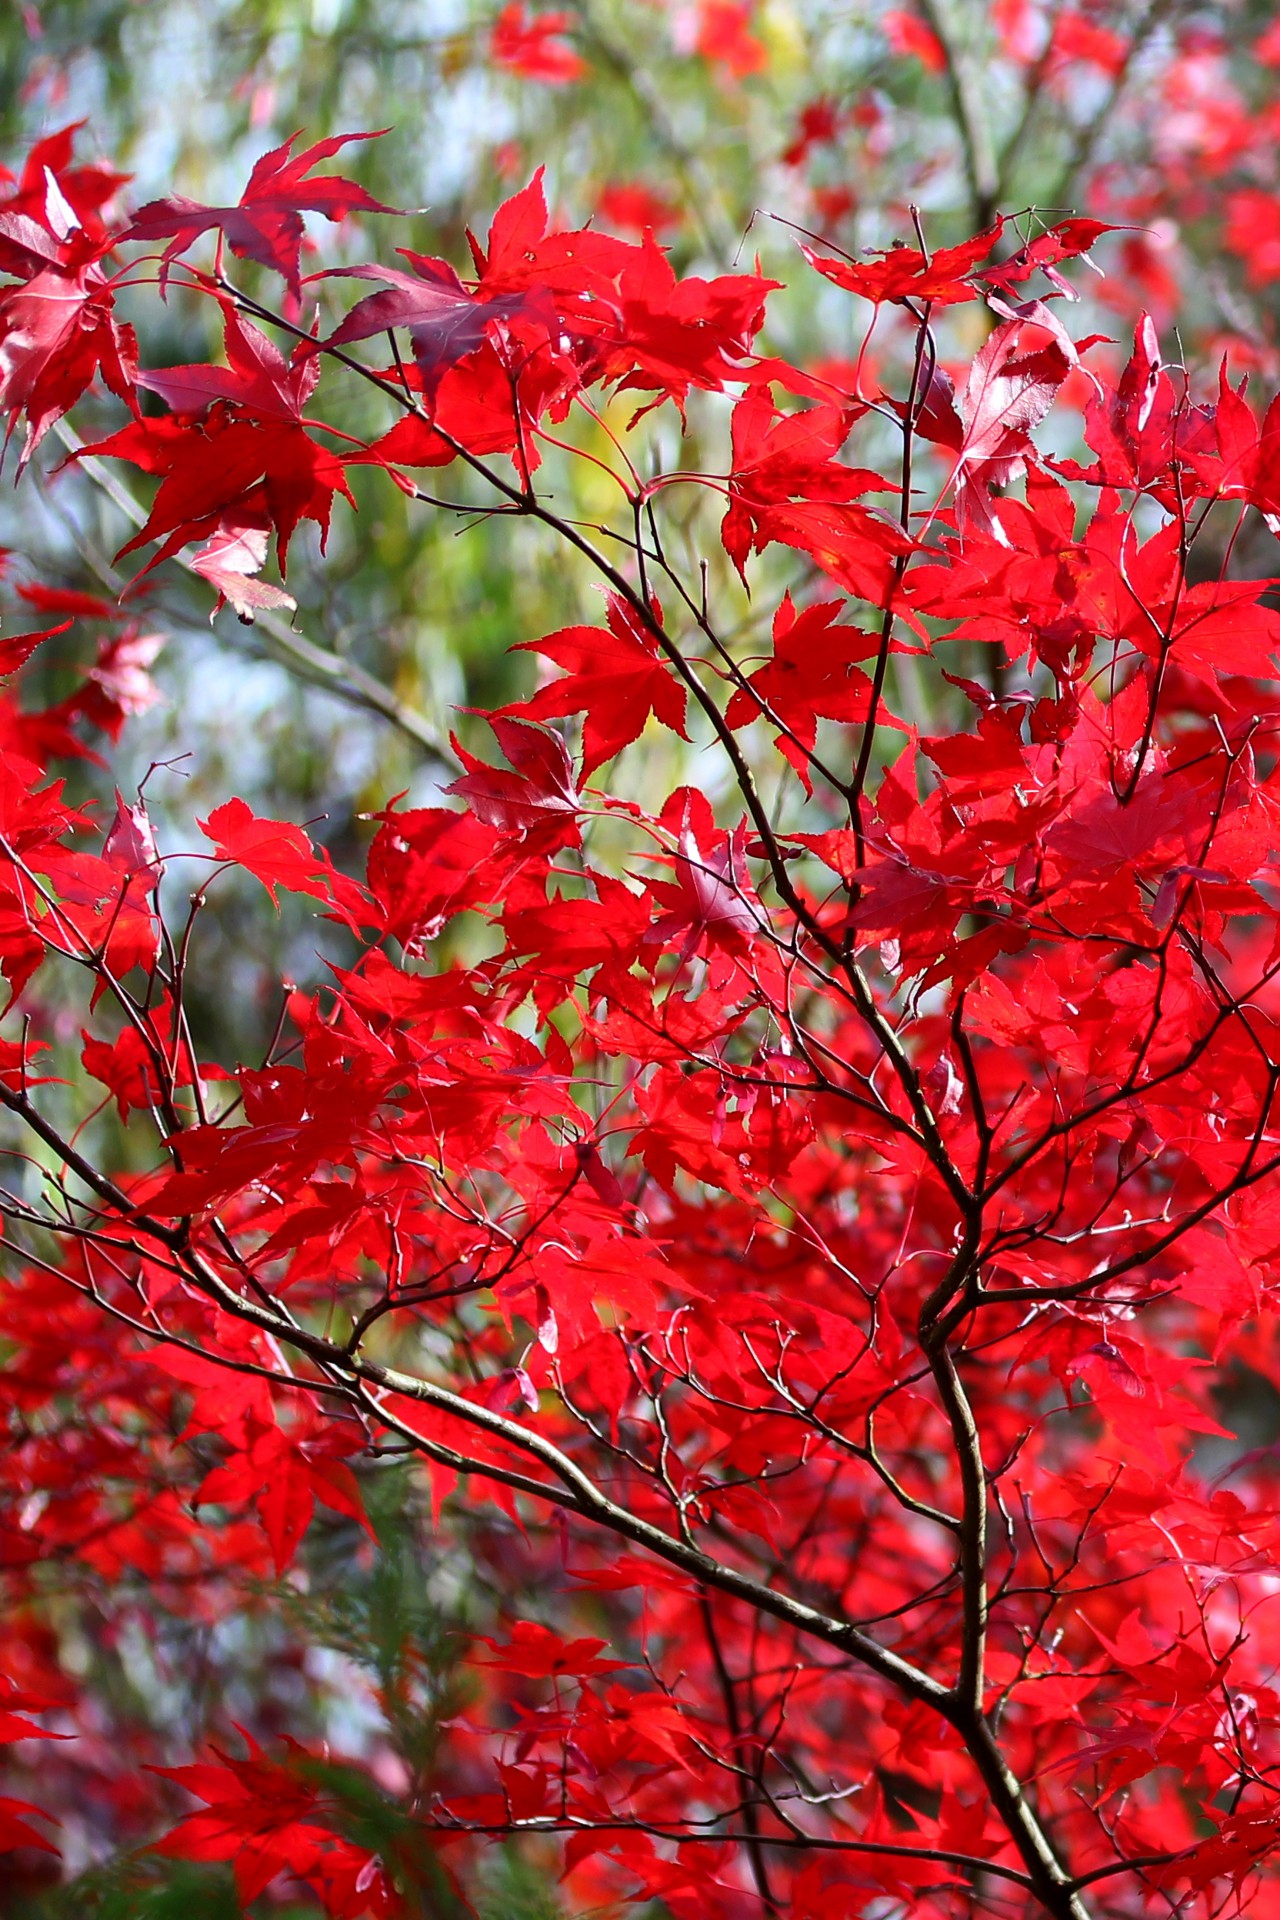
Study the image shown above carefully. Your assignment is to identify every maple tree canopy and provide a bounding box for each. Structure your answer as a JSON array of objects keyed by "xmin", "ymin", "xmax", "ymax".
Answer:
[{"xmin": 5, "ymin": 110, "xmax": 1280, "ymax": 1920}]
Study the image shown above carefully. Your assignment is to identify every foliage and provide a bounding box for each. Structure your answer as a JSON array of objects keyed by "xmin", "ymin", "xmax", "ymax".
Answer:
[{"xmin": 9, "ymin": 7, "xmax": 1280, "ymax": 1920}]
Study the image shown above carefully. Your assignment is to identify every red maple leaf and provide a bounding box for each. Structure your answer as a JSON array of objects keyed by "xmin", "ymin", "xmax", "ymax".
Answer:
[
  {"xmin": 447, "ymin": 717, "xmax": 583, "ymax": 852},
  {"xmin": 725, "ymin": 593, "xmax": 906, "ymax": 785},
  {"xmin": 474, "ymin": 1620, "xmax": 629, "ymax": 1677},
  {"xmin": 312, "ymin": 250, "xmax": 554, "ymax": 402},
  {"xmin": 502, "ymin": 594, "xmax": 689, "ymax": 777},
  {"xmin": 0, "ymin": 620, "xmax": 69, "ymax": 678},
  {"xmin": 125, "ymin": 130, "xmax": 396, "ymax": 297},
  {"xmin": 721, "ymin": 382, "xmax": 889, "ymax": 579},
  {"xmin": 0, "ymin": 124, "xmax": 128, "ymax": 278},
  {"xmin": 601, "ymin": 237, "xmax": 779, "ymax": 418},
  {"xmin": 0, "ymin": 1796, "xmax": 57, "ymax": 1855},
  {"xmin": 150, "ymin": 1733, "xmax": 381, "ymax": 1907},
  {"xmin": 802, "ymin": 222, "xmax": 1004, "ymax": 308},
  {"xmin": 198, "ymin": 797, "xmax": 332, "ymax": 906},
  {"xmin": 197, "ymin": 1415, "xmax": 369, "ymax": 1576},
  {"xmin": 0, "ymin": 262, "xmax": 137, "ymax": 468},
  {"xmin": 491, "ymin": 4, "xmax": 587, "ymax": 84},
  {"xmin": 979, "ymin": 217, "xmax": 1118, "ymax": 300},
  {"xmin": 87, "ymin": 306, "xmax": 354, "ymax": 574},
  {"xmin": 646, "ymin": 791, "xmax": 763, "ymax": 964}
]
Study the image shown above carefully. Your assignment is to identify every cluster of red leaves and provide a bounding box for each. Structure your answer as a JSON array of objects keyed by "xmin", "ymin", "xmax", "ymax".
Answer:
[
  {"xmin": 8, "ymin": 121, "xmax": 1280, "ymax": 1920},
  {"xmin": 0, "ymin": 126, "xmax": 137, "ymax": 469}
]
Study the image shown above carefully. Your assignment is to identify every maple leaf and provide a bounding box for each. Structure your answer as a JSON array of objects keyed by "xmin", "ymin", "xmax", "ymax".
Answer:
[
  {"xmin": 979, "ymin": 217, "xmax": 1118, "ymax": 301},
  {"xmin": 81, "ymin": 1003, "xmax": 190, "ymax": 1121},
  {"xmin": 102, "ymin": 785, "xmax": 163, "ymax": 888},
  {"xmin": 1051, "ymin": 314, "xmax": 1204, "ymax": 494},
  {"xmin": 355, "ymin": 330, "xmax": 573, "ymax": 471},
  {"xmin": 75, "ymin": 626, "xmax": 166, "ymax": 739},
  {"xmin": 1164, "ymin": 580, "xmax": 1280, "ymax": 681},
  {"xmin": 503, "ymin": 594, "xmax": 688, "ymax": 777},
  {"xmin": 125, "ymin": 130, "xmax": 396, "ymax": 297},
  {"xmin": 135, "ymin": 299, "xmax": 322, "ymax": 418},
  {"xmin": 0, "ymin": 262, "xmax": 138, "ymax": 468},
  {"xmin": 447, "ymin": 716, "xmax": 582, "ymax": 851},
  {"xmin": 802, "ymin": 221, "xmax": 1004, "ymax": 307},
  {"xmin": 725, "ymin": 593, "xmax": 906, "ymax": 786},
  {"xmin": 197, "ymin": 1415, "xmax": 370, "ymax": 1575},
  {"xmin": 474, "ymin": 1620, "xmax": 629, "ymax": 1677},
  {"xmin": 646, "ymin": 791, "xmax": 762, "ymax": 964},
  {"xmin": 0, "ymin": 124, "xmax": 128, "ymax": 277},
  {"xmin": 313, "ymin": 250, "xmax": 555, "ymax": 402},
  {"xmin": 0, "ymin": 619, "xmax": 69, "ymax": 678},
  {"xmin": 0, "ymin": 1795, "xmax": 57, "ymax": 1855},
  {"xmin": 491, "ymin": 4, "xmax": 587, "ymax": 84},
  {"xmin": 468, "ymin": 168, "xmax": 636, "ymax": 302},
  {"xmin": 948, "ymin": 308, "xmax": 1079, "ymax": 539},
  {"xmin": 502, "ymin": 878, "xmax": 650, "ymax": 1016},
  {"xmin": 365, "ymin": 802, "xmax": 510, "ymax": 948},
  {"xmin": 781, "ymin": 95, "xmax": 843, "ymax": 168},
  {"xmin": 188, "ymin": 516, "xmax": 298, "ymax": 622},
  {"xmin": 601, "ymin": 237, "xmax": 779, "ymax": 417},
  {"xmin": 15, "ymin": 581, "xmax": 127, "ymax": 619},
  {"xmin": 198, "ymin": 797, "xmax": 332, "ymax": 906},
  {"xmin": 0, "ymin": 131, "xmax": 131, "ymax": 467},
  {"xmin": 721, "ymin": 384, "xmax": 888, "ymax": 580},
  {"xmin": 0, "ymin": 1675, "xmax": 66, "ymax": 1746},
  {"xmin": 149, "ymin": 1734, "xmax": 366, "ymax": 1905},
  {"xmin": 88, "ymin": 312, "xmax": 355, "ymax": 575},
  {"xmin": 105, "ymin": 414, "xmax": 350, "ymax": 576}
]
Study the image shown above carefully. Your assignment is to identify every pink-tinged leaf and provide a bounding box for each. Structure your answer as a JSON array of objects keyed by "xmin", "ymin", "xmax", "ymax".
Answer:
[
  {"xmin": 314, "ymin": 253, "xmax": 555, "ymax": 400},
  {"xmin": 189, "ymin": 518, "xmax": 297, "ymax": 624},
  {"xmin": 958, "ymin": 316, "xmax": 1073, "ymax": 464},
  {"xmin": 951, "ymin": 310, "xmax": 1076, "ymax": 539},
  {"xmin": 103, "ymin": 787, "xmax": 163, "ymax": 887},
  {"xmin": 447, "ymin": 716, "xmax": 581, "ymax": 849},
  {"xmin": 78, "ymin": 627, "xmax": 166, "ymax": 739},
  {"xmin": 0, "ymin": 264, "xmax": 138, "ymax": 467}
]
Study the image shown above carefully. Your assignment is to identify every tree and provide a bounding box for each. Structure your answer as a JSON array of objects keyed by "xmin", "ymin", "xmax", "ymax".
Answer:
[{"xmin": 7, "ymin": 85, "xmax": 1280, "ymax": 1920}]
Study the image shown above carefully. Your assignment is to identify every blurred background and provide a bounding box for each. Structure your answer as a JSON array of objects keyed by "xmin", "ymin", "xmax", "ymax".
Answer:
[{"xmin": 3, "ymin": 1, "xmax": 1280, "ymax": 1911}]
